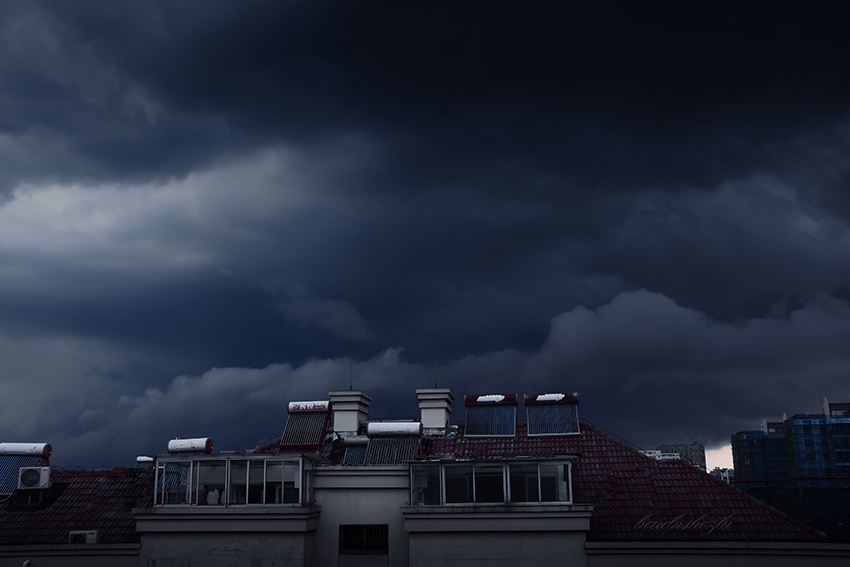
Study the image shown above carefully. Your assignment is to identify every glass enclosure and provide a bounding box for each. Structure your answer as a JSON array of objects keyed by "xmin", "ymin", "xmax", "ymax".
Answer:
[
  {"xmin": 411, "ymin": 460, "xmax": 572, "ymax": 505},
  {"xmin": 154, "ymin": 455, "xmax": 310, "ymax": 507}
]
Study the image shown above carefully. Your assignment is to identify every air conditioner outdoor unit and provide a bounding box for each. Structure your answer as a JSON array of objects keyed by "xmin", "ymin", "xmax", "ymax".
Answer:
[
  {"xmin": 18, "ymin": 466, "xmax": 50, "ymax": 490},
  {"xmin": 69, "ymin": 530, "xmax": 98, "ymax": 544}
]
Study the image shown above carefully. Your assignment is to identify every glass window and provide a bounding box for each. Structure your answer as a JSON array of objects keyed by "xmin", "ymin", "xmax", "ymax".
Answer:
[
  {"xmin": 412, "ymin": 465, "xmax": 441, "ymax": 505},
  {"xmin": 474, "ymin": 465, "xmax": 504, "ymax": 503},
  {"xmin": 444, "ymin": 465, "xmax": 474, "ymax": 503},
  {"xmin": 283, "ymin": 459, "xmax": 301, "ymax": 504},
  {"xmin": 264, "ymin": 460, "xmax": 284, "ymax": 504},
  {"xmin": 156, "ymin": 461, "xmax": 191, "ymax": 505},
  {"xmin": 412, "ymin": 461, "xmax": 571, "ymax": 506},
  {"xmin": 154, "ymin": 456, "xmax": 307, "ymax": 507},
  {"xmin": 509, "ymin": 464, "xmax": 539, "ymax": 502},
  {"xmin": 196, "ymin": 460, "xmax": 227, "ymax": 506},
  {"xmin": 540, "ymin": 463, "xmax": 570, "ymax": 502}
]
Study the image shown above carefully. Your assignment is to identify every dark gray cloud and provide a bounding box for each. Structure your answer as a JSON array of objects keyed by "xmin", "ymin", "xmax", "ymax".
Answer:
[{"xmin": 0, "ymin": 1, "xmax": 849, "ymax": 466}]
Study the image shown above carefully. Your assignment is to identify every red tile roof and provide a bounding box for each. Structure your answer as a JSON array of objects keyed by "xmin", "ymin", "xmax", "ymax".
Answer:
[
  {"xmin": 0, "ymin": 467, "xmax": 153, "ymax": 545},
  {"xmin": 422, "ymin": 421, "xmax": 825, "ymax": 542}
]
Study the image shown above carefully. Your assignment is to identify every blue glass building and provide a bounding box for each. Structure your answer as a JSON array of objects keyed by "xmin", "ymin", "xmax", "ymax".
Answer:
[{"xmin": 732, "ymin": 400, "xmax": 850, "ymax": 536}]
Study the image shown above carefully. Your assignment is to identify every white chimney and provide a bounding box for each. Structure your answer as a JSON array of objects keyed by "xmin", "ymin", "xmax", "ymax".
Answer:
[
  {"xmin": 329, "ymin": 390, "xmax": 372, "ymax": 434},
  {"xmin": 416, "ymin": 388, "xmax": 454, "ymax": 429}
]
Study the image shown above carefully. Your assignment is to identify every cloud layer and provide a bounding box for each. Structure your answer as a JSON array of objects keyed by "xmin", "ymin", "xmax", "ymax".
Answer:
[
  {"xmin": 3, "ymin": 289, "xmax": 847, "ymax": 467},
  {"xmin": 0, "ymin": 2, "xmax": 849, "ymax": 466}
]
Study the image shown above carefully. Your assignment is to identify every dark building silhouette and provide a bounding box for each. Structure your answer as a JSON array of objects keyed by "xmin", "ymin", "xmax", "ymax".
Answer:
[{"xmin": 732, "ymin": 399, "xmax": 850, "ymax": 535}]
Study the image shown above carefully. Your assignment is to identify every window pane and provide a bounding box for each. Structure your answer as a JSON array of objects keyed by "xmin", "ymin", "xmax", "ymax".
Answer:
[
  {"xmin": 540, "ymin": 463, "xmax": 570, "ymax": 502},
  {"xmin": 265, "ymin": 461, "xmax": 284, "ymax": 504},
  {"xmin": 444, "ymin": 465, "xmax": 474, "ymax": 503},
  {"xmin": 229, "ymin": 460, "xmax": 249, "ymax": 504},
  {"xmin": 283, "ymin": 460, "xmax": 301, "ymax": 504},
  {"xmin": 247, "ymin": 461, "xmax": 264, "ymax": 504},
  {"xmin": 412, "ymin": 465, "xmax": 441, "ymax": 505},
  {"xmin": 197, "ymin": 461, "xmax": 227, "ymax": 506},
  {"xmin": 157, "ymin": 462, "xmax": 191, "ymax": 504},
  {"xmin": 474, "ymin": 465, "xmax": 504, "ymax": 503},
  {"xmin": 509, "ymin": 464, "xmax": 539, "ymax": 502}
]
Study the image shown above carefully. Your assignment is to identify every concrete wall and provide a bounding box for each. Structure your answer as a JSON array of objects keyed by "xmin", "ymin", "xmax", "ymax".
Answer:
[
  {"xmin": 135, "ymin": 506, "xmax": 320, "ymax": 567},
  {"xmin": 138, "ymin": 532, "xmax": 313, "ymax": 567},
  {"xmin": 312, "ymin": 466, "xmax": 410, "ymax": 567},
  {"xmin": 402, "ymin": 504, "xmax": 593, "ymax": 567},
  {"xmin": 409, "ymin": 532, "xmax": 586, "ymax": 567},
  {"xmin": 586, "ymin": 542, "xmax": 850, "ymax": 567},
  {"xmin": 0, "ymin": 544, "xmax": 139, "ymax": 567}
]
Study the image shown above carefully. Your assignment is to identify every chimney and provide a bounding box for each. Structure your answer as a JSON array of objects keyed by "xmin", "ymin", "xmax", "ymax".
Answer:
[
  {"xmin": 329, "ymin": 390, "xmax": 372, "ymax": 434},
  {"xmin": 416, "ymin": 388, "xmax": 454, "ymax": 429}
]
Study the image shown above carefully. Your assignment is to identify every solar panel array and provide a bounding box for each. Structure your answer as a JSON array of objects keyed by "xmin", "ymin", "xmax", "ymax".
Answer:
[
  {"xmin": 280, "ymin": 412, "xmax": 329, "ymax": 446},
  {"xmin": 0, "ymin": 455, "xmax": 41, "ymax": 494},
  {"xmin": 363, "ymin": 436, "xmax": 418, "ymax": 465},
  {"xmin": 465, "ymin": 405, "xmax": 516, "ymax": 437},
  {"xmin": 342, "ymin": 444, "xmax": 367, "ymax": 466},
  {"xmin": 527, "ymin": 404, "xmax": 579, "ymax": 436}
]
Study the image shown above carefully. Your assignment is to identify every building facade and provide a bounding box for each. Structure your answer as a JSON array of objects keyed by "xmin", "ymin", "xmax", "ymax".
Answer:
[
  {"xmin": 732, "ymin": 399, "xmax": 850, "ymax": 535},
  {"xmin": 654, "ymin": 442, "xmax": 707, "ymax": 471},
  {"xmin": 133, "ymin": 389, "xmax": 848, "ymax": 567},
  {"xmin": 2, "ymin": 390, "xmax": 849, "ymax": 566}
]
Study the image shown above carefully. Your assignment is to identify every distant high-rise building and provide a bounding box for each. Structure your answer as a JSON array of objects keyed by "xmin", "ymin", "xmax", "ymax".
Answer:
[
  {"xmin": 654, "ymin": 442, "xmax": 706, "ymax": 471},
  {"xmin": 710, "ymin": 467, "xmax": 735, "ymax": 484},
  {"xmin": 731, "ymin": 398, "xmax": 850, "ymax": 535}
]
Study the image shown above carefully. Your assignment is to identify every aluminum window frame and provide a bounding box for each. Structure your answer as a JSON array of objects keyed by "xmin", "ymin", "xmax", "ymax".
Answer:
[
  {"xmin": 154, "ymin": 454, "xmax": 310, "ymax": 507},
  {"xmin": 411, "ymin": 459, "xmax": 573, "ymax": 506}
]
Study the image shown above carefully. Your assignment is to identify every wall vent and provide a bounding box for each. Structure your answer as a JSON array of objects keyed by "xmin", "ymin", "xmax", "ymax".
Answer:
[{"xmin": 69, "ymin": 530, "xmax": 98, "ymax": 544}]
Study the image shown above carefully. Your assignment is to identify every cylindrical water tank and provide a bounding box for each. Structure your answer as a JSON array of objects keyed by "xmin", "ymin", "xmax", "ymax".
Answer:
[
  {"xmin": 167, "ymin": 438, "xmax": 213, "ymax": 454},
  {"xmin": 366, "ymin": 422, "xmax": 423, "ymax": 437},
  {"xmin": 0, "ymin": 443, "xmax": 52, "ymax": 458}
]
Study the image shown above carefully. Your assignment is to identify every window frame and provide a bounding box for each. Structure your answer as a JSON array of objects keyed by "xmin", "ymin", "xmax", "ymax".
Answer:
[
  {"xmin": 154, "ymin": 454, "xmax": 310, "ymax": 507},
  {"xmin": 411, "ymin": 459, "xmax": 573, "ymax": 506}
]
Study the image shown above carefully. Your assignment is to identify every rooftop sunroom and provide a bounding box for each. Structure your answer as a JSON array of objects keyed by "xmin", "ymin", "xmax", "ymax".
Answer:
[
  {"xmin": 154, "ymin": 437, "xmax": 316, "ymax": 507},
  {"xmin": 411, "ymin": 458, "xmax": 573, "ymax": 506}
]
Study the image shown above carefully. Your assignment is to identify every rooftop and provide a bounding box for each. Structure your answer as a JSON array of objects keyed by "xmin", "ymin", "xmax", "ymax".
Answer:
[{"xmin": 0, "ymin": 467, "xmax": 153, "ymax": 546}]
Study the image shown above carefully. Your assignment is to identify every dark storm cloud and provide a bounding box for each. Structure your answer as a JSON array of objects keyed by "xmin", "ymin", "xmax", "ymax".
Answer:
[
  {"xmin": 3, "ymin": 1, "xmax": 850, "ymax": 194},
  {"xmin": 10, "ymin": 289, "xmax": 849, "ymax": 467},
  {"xmin": 1, "ymin": 1, "xmax": 850, "ymax": 466}
]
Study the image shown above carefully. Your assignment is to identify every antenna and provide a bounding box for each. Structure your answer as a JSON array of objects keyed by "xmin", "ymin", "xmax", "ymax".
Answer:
[
  {"xmin": 349, "ymin": 358, "xmax": 353, "ymax": 391},
  {"xmin": 434, "ymin": 355, "xmax": 438, "ymax": 389}
]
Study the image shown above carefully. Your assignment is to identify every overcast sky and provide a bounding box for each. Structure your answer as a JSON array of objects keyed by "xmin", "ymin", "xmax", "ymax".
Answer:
[{"xmin": 2, "ymin": 2, "xmax": 850, "ymax": 468}]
